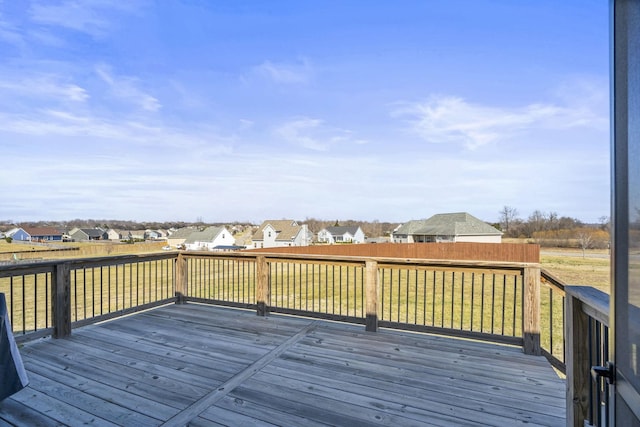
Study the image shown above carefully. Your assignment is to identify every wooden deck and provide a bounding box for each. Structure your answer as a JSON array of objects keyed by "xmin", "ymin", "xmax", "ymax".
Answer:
[{"xmin": 0, "ymin": 304, "xmax": 566, "ymax": 426}]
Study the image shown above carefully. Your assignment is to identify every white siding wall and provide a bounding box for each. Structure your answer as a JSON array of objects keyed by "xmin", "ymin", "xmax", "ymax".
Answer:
[{"xmin": 455, "ymin": 235, "xmax": 502, "ymax": 243}]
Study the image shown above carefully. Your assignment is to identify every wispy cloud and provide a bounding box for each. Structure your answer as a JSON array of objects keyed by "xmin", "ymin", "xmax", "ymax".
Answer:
[
  {"xmin": 96, "ymin": 64, "xmax": 161, "ymax": 112},
  {"xmin": 394, "ymin": 83, "xmax": 608, "ymax": 150},
  {"xmin": 0, "ymin": 75, "xmax": 89, "ymax": 102},
  {"xmin": 252, "ymin": 58, "xmax": 313, "ymax": 84},
  {"xmin": 0, "ymin": 109, "xmax": 232, "ymax": 155},
  {"xmin": 274, "ymin": 117, "xmax": 367, "ymax": 151},
  {"xmin": 29, "ymin": 0, "xmax": 143, "ymax": 38}
]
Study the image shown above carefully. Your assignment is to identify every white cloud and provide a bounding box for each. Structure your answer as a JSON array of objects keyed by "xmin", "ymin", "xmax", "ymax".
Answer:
[
  {"xmin": 394, "ymin": 85, "xmax": 608, "ymax": 150},
  {"xmin": 252, "ymin": 58, "xmax": 313, "ymax": 84},
  {"xmin": 0, "ymin": 75, "xmax": 89, "ymax": 102},
  {"xmin": 96, "ymin": 64, "xmax": 161, "ymax": 112},
  {"xmin": 29, "ymin": 0, "xmax": 144, "ymax": 38},
  {"xmin": 274, "ymin": 117, "xmax": 366, "ymax": 151}
]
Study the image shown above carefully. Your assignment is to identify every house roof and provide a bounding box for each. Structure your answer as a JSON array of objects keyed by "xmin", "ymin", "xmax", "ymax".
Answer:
[
  {"xmin": 253, "ymin": 220, "xmax": 301, "ymax": 241},
  {"xmin": 81, "ymin": 228, "xmax": 105, "ymax": 238},
  {"xmin": 395, "ymin": 213, "xmax": 502, "ymax": 236},
  {"xmin": 168, "ymin": 227, "xmax": 199, "ymax": 239},
  {"xmin": 185, "ymin": 226, "xmax": 225, "ymax": 244},
  {"xmin": 323, "ymin": 226, "xmax": 361, "ymax": 236},
  {"xmin": 22, "ymin": 226, "xmax": 63, "ymax": 237}
]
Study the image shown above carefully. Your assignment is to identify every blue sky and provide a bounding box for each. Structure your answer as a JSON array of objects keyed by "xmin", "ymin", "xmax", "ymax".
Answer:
[{"xmin": 0, "ymin": 0, "xmax": 610, "ymax": 224}]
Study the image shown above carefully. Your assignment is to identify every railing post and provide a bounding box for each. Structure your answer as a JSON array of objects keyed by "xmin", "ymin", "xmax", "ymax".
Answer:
[
  {"xmin": 565, "ymin": 288, "xmax": 589, "ymax": 427},
  {"xmin": 365, "ymin": 260, "xmax": 379, "ymax": 332},
  {"xmin": 52, "ymin": 262, "xmax": 71, "ymax": 338},
  {"xmin": 523, "ymin": 266, "xmax": 541, "ymax": 355},
  {"xmin": 256, "ymin": 256, "xmax": 270, "ymax": 316},
  {"xmin": 175, "ymin": 253, "xmax": 187, "ymax": 304}
]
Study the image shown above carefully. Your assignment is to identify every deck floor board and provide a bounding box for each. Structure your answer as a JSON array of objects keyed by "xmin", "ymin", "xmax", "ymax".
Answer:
[{"xmin": 1, "ymin": 304, "xmax": 566, "ymax": 426}]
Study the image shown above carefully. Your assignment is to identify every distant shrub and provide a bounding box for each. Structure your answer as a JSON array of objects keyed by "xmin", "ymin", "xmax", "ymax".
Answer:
[{"xmin": 4, "ymin": 237, "xmax": 12, "ymax": 243}]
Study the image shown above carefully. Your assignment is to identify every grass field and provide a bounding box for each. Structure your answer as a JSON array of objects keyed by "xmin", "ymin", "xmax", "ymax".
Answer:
[{"xmin": 541, "ymin": 248, "xmax": 610, "ymax": 293}]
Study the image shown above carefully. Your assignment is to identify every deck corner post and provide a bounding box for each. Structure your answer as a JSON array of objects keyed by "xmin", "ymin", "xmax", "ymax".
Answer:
[
  {"xmin": 523, "ymin": 265, "xmax": 541, "ymax": 355},
  {"xmin": 52, "ymin": 261, "xmax": 71, "ymax": 338},
  {"xmin": 256, "ymin": 256, "xmax": 270, "ymax": 316},
  {"xmin": 565, "ymin": 288, "xmax": 589, "ymax": 427},
  {"xmin": 175, "ymin": 253, "xmax": 187, "ymax": 304},
  {"xmin": 365, "ymin": 260, "xmax": 379, "ymax": 332}
]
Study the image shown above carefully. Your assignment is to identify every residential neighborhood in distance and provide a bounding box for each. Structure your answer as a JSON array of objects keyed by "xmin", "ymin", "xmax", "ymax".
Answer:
[{"xmin": 1, "ymin": 212, "xmax": 503, "ymax": 251}]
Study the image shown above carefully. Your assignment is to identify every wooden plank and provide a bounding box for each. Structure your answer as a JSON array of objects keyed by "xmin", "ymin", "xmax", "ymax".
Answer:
[
  {"xmin": 208, "ymin": 395, "xmax": 331, "ymax": 427},
  {"xmin": 365, "ymin": 260, "xmax": 378, "ymax": 332},
  {"xmin": 286, "ymin": 336, "xmax": 565, "ymax": 397},
  {"xmin": 287, "ymin": 336, "xmax": 563, "ymax": 391},
  {"xmin": 200, "ymin": 401, "xmax": 285, "ymax": 427},
  {"xmin": 307, "ymin": 325, "xmax": 559, "ymax": 374},
  {"xmin": 185, "ymin": 417, "xmax": 225, "ymax": 427},
  {"xmin": 22, "ymin": 371, "xmax": 160, "ymax": 427},
  {"xmin": 565, "ymin": 291, "xmax": 590, "ymax": 427},
  {"xmin": 24, "ymin": 357, "xmax": 178, "ymax": 421},
  {"xmin": 159, "ymin": 321, "xmax": 317, "ymax": 426},
  {"xmin": 260, "ymin": 360, "xmax": 565, "ymax": 425},
  {"xmin": 21, "ymin": 344, "xmax": 194, "ymax": 409},
  {"xmin": 52, "ymin": 262, "xmax": 71, "ymax": 338},
  {"xmin": 523, "ymin": 265, "xmax": 541, "ymax": 355},
  {"xmin": 0, "ymin": 397, "xmax": 60, "ymax": 427},
  {"xmin": 250, "ymin": 369, "xmax": 562, "ymax": 427},
  {"xmin": 256, "ymin": 256, "xmax": 269, "ymax": 316},
  {"xmin": 76, "ymin": 327, "xmax": 247, "ymax": 376},
  {"xmin": 24, "ymin": 338, "xmax": 209, "ymax": 405},
  {"xmin": 10, "ymin": 387, "xmax": 118, "ymax": 426}
]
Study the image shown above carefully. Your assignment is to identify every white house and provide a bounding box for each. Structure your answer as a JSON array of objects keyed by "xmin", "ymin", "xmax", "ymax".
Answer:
[
  {"xmin": 104, "ymin": 229, "xmax": 120, "ymax": 240},
  {"xmin": 317, "ymin": 226, "xmax": 366, "ymax": 244},
  {"xmin": 252, "ymin": 220, "xmax": 312, "ymax": 248},
  {"xmin": 392, "ymin": 212, "xmax": 502, "ymax": 243},
  {"xmin": 184, "ymin": 226, "xmax": 233, "ymax": 251}
]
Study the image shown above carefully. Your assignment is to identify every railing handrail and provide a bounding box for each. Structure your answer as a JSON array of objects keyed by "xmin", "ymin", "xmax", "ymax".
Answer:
[
  {"xmin": 565, "ymin": 285, "xmax": 610, "ymax": 427},
  {"xmin": 565, "ymin": 285, "xmax": 609, "ymax": 327},
  {"xmin": 541, "ymin": 268, "xmax": 566, "ymax": 293}
]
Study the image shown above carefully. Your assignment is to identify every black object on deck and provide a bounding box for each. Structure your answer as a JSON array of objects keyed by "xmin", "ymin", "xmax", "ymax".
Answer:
[{"xmin": 0, "ymin": 293, "xmax": 29, "ymax": 400}]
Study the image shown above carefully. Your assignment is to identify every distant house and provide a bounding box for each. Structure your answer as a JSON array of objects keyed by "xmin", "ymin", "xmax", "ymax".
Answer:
[
  {"xmin": 392, "ymin": 212, "xmax": 502, "ymax": 244},
  {"xmin": 317, "ymin": 226, "xmax": 366, "ymax": 244},
  {"xmin": 21, "ymin": 226, "xmax": 64, "ymax": 241},
  {"xmin": 184, "ymin": 226, "xmax": 233, "ymax": 251},
  {"xmin": 252, "ymin": 220, "xmax": 312, "ymax": 248},
  {"xmin": 167, "ymin": 227, "xmax": 199, "ymax": 248},
  {"xmin": 69, "ymin": 228, "xmax": 106, "ymax": 241},
  {"xmin": 104, "ymin": 229, "xmax": 121, "ymax": 240},
  {"xmin": 6, "ymin": 228, "xmax": 29, "ymax": 241},
  {"xmin": 145, "ymin": 230, "xmax": 161, "ymax": 240}
]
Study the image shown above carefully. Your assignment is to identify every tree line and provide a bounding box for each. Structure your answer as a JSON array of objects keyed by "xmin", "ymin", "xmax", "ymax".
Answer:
[{"xmin": 497, "ymin": 206, "xmax": 610, "ymax": 249}]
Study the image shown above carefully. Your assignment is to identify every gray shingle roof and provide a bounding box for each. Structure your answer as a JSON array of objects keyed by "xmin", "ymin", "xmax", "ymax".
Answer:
[
  {"xmin": 184, "ymin": 226, "xmax": 224, "ymax": 244},
  {"xmin": 168, "ymin": 227, "xmax": 199, "ymax": 239},
  {"xmin": 324, "ymin": 226, "xmax": 361, "ymax": 236},
  {"xmin": 395, "ymin": 213, "xmax": 501, "ymax": 236}
]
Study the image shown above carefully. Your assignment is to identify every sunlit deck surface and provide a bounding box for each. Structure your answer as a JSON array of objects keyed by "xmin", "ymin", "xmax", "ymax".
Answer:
[{"xmin": 1, "ymin": 304, "xmax": 565, "ymax": 426}]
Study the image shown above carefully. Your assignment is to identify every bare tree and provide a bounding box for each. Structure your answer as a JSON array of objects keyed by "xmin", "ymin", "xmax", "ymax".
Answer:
[
  {"xmin": 499, "ymin": 206, "xmax": 518, "ymax": 235},
  {"xmin": 576, "ymin": 230, "xmax": 594, "ymax": 258}
]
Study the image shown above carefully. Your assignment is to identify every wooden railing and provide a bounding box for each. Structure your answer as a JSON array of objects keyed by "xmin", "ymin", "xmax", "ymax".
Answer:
[
  {"xmin": 0, "ymin": 252, "xmax": 559, "ymax": 354},
  {"xmin": 0, "ymin": 253, "xmax": 176, "ymax": 342},
  {"xmin": 565, "ymin": 286, "xmax": 610, "ymax": 427}
]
